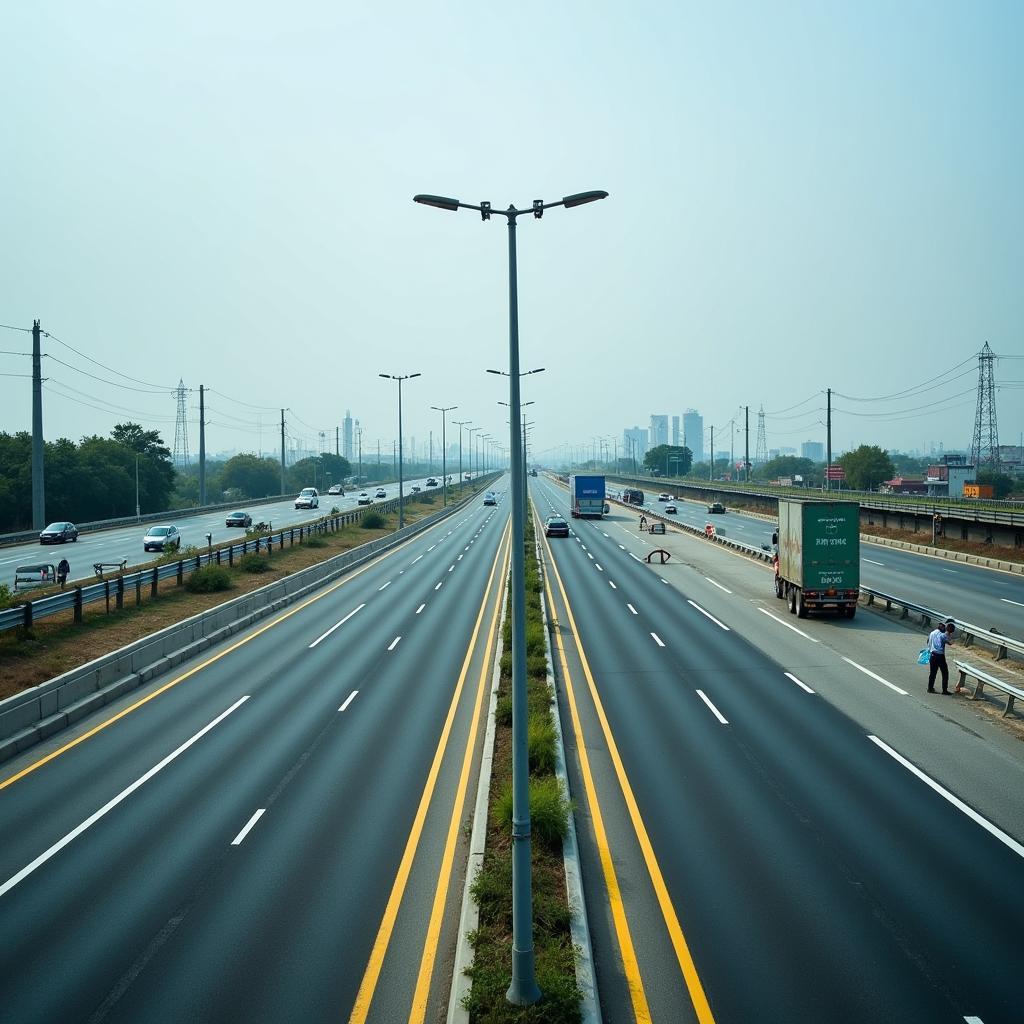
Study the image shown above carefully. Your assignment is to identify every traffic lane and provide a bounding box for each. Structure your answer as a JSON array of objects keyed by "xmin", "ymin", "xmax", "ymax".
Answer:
[
  {"xmin": 570, "ymin": 505, "xmax": 1024, "ymax": 843},
  {"xmin": 0, "ymin": 476, "xmax": 450, "ymax": 578},
  {"xmin": 94, "ymin": 525, "xmax": 509, "ymax": 1024},
  {"xmin": 0, "ymin": 499, "xmax": 502, "ymax": 883},
  {"xmin": 544, "ymin": 514, "xmax": 1024, "ymax": 1022},
  {"xmin": 0, "ymin": 505, "xmax": 509, "ymax": 1021}
]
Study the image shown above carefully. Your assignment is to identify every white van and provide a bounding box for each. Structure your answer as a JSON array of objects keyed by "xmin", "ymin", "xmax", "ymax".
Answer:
[{"xmin": 295, "ymin": 487, "xmax": 319, "ymax": 510}]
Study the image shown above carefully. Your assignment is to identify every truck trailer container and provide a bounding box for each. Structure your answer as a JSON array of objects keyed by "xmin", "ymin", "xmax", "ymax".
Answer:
[
  {"xmin": 772, "ymin": 499, "xmax": 860, "ymax": 618},
  {"xmin": 569, "ymin": 474, "xmax": 606, "ymax": 518}
]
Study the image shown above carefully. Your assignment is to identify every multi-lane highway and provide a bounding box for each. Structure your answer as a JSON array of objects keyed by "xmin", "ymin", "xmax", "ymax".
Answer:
[
  {"xmin": 0, "ymin": 484, "xmax": 510, "ymax": 1023},
  {"xmin": 612, "ymin": 482, "xmax": 1024, "ymax": 636},
  {"xmin": 534, "ymin": 474, "xmax": 1023, "ymax": 1023},
  {"xmin": 0, "ymin": 476, "xmax": 462, "ymax": 586}
]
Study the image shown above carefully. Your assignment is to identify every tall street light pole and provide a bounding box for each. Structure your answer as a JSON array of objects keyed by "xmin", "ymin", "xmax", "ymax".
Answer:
[
  {"xmin": 467, "ymin": 425, "xmax": 481, "ymax": 481},
  {"xmin": 431, "ymin": 405, "xmax": 457, "ymax": 506},
  {"xmin": 416, "ymin": 186, "xmax": 607, "ymax": 1006},
  {"xmin": 453, "ymin": 419, "xmax": 470, "ymax": 493},
  {"xmin": 379, "ymin": 372, "xmax": 421, "ymax": 528}
]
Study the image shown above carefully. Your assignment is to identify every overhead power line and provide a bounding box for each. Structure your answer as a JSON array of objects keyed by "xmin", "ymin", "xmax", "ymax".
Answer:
[
  {"xmin": 42, "ymin": 329, "xmax": 173, "ymax": 390},
  {"xmin": 833, "ymin": 353, "xmax": 976, "ymax": 402},
  {"xmin": 44, "ymin": 354, "xmax": 170, "ymax": 394}
]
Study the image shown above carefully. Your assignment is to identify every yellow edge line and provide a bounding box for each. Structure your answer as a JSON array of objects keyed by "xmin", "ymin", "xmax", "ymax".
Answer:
[
  {"xmin": 537, "ymin": 517, "xmax": 653, "ymax": 1024},
  {"xmin": 0, "ymin": 516, "xmax": 456, "ymax": 793},
  {"xmin": 348, "ymin": 518, "xmax": 512, "ymax": 1024},
  {"xmin": 542, "ymin": 516, "xmax": 718, "ymax": 1024},
  {"xmin": 408, "ymin": 526, "xmax": 510, "ymax": 1022}
]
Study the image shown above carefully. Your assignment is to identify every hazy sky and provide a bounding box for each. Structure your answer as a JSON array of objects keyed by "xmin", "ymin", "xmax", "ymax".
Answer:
[{"xmin": 2, "ymin": 1, "xmax": 1022, "ymax": 467}]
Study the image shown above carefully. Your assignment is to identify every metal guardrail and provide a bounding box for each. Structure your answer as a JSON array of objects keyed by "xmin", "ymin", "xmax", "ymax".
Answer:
[
  {"xmin": 953, "ymin": 660, "xmax": 1023, "ymax": 717},
  {"xmin": 859, "ymin": 588, "xmax": 1024, "ymax": 662}
]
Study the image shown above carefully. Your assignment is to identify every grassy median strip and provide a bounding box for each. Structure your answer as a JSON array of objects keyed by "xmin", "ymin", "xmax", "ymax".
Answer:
[
  {"xmin": 464, "ymin": 510, "xmax": 581, "ymax": 1024},
  {"xmin": 0, "ymin": 487, "xmax": 487, "ymax": 701}
]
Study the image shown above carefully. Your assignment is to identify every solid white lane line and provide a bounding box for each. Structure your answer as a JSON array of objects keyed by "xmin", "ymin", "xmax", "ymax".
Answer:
[
  {"xmin": 784, "ymin": 672, "xmax": 815, "ymax": 694},
  {"xmin": 862, "ymin": 558, "xmax": 885, "ymax": 566},
  {"xmin": 595, "ymin": 563, "xmax": 604, "ymax": 572},
  {"xmin": 696, "ymin": 690, "xmax": 728, "ymax": 725},
  {"xmin": 630, "ymin": 553, "xmax": 642, "ymax": 562},
  {"xmin": 1001, "ymin": 598, "xmax": 1024, "ymax": 608},
  {"xmin": 434, "ymin": 581, "xmax": 443, "ymax": 591},
  {"xmin": 415, "ymin": 603, "xmax": 426, "ymax": 615},
  {"xmin": 688, "ymin": 600, "xmax": 730, "ymax": 631},
  {"xmin": 868, "ymin": 736, "xmax": 1024, "ymax": 861},
  {"xmin": 338, "ymin": 690, "xmax": 359, "ymax": 712},
  {"xmin": 378, "ymin": 581, "xmax": 391, "ymax": 591},
  {"xmin": 963, "ymin": 1017, "xmax": 986, "ymax": 1023},
  {"xmin": 232, "ymin": 808, "xmax": 266, "ymax": 845},
  {"xmin": 704, "ymin": 577, "xmax": 732, "ymax": 594},
  {"xmin": 627, "ymin": 604, "xmax": 638, "ymax": 615},
  {"xmin": 412, "ymin": 555, "xmax": 423, "ymax": 564},
  {"xmin": 842, "ymin": 656, "xmax": 907, "ymax": 695},
  {"xmin": 0, "ymin": 696, "xmax": 250, "ymax": 899},
  {"xmin": 651, "ymin": 632, "xmax": 665, "ymax": 647},
  {"xmin": 309, "ymin": 604, "xmax": 366, "ymax": 648},
  {"xmin": 756, "ymin": 607, "xmax": 820, "ymax": 643},
  {"xmin": 608, "ymin": 580, "xmax": 617, "ymax": 589},
  {"xmin": 388, "ymin": 636, "xmax": 402, "ymax": 651}
]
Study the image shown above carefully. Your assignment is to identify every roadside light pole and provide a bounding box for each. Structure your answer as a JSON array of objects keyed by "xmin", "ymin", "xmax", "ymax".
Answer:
[
  {"xmin": 467, "ymin": 425, "xmax": 481, "ymax": 481},
  {"xmin": 379, "ymin": 372, "xmax": 421, "ymax": 528},
  {"xmin": 453, "ymin": 420, "xmax": 470, "ymax": 493},
  {"xmin": 431, "ymin": 405, "xmax": 457, "ymax": 506},
  {"xmin": 415, "ymin": 186, "xmax": 607, "ymax": 1006}
]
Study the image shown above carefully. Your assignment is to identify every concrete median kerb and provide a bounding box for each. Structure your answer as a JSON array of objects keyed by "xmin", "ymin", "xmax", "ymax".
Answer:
[{"xmin": 0, "ymin": 493, "xmax": 477, "ymax": 765}]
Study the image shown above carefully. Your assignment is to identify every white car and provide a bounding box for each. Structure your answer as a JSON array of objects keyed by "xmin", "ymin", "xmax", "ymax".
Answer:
[
  {"xmin": 143, "ymin": 525, "xmax": 181, "ymax": 552},
  {"xmin": 357, "ymin": 492, "xmax": 371, "ymax": 505},
  {"xmin": 375, "ymin": 488, "xmax": 387, "ymax": 498},
  {"xmin": 295, "ymin": 487, "xmax": 319, "ymax": 510}
]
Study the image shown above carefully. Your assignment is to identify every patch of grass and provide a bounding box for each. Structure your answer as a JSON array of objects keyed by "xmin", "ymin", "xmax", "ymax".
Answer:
[
  {"xmin": 302, "ymin": 535, "xmax": 328, "ymax": 548},
  {"xmin": 360, "ymin": 511, "xmax": 385, "ymax": 529},
  {"xmin": 185, "ymin": 565, "xmax": 233, "ymax": 593},
  {"xmin": 493, "ymin": 776, "xmax": 569, "ymax": 853},
  {"xmin": 239, "ymin": 553, "xmax": 273, "ymax": 574}
]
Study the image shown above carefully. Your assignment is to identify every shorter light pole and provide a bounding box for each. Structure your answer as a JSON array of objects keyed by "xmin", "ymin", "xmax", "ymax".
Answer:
[
  {"xmin": 135, "ymin": 455, "xmax": 141, "ymax": 521},
  {"xmin": 453, "ymin": 419, "xmax": 470, "ymax": 493},
  {"xmin": 379, "ymin": 372, "xmax": 421, "ymax": 528},
  {"xmin": 467, "ymin": 425, "xmax": 481, "ymax": 481},
  {"xmin": 431, "ymin": 405, "xmax": 457, "ymax": 506}
]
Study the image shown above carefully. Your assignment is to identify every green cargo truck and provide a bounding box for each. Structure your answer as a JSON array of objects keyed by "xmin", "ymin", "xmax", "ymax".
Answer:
[{"xmin": 772, "ymin": 499, "xmax": 860, "ymax": 619}]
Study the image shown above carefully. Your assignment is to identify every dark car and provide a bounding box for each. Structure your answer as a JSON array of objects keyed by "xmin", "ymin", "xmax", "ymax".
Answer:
[
  {"xmin": 225, "ymin": 511, "xmax": 253, "ymax": 528},
  {"xmin": 143, "ymin": 525, "xmax": 181, "ymax": 552},
  {"xmin": 708, "ymin": 502, "xmax": 726, "ymax": 514},
  {"xmin": 39, "ymin": 521, "xmax": 79, "ymax": 544},
  {"xmin": 545, "ymin": 516, "xmax": 570, "ymax": 537},
  {"xmin": 665, "ymin": 503, "xmax": 678, "ymax": 514}
]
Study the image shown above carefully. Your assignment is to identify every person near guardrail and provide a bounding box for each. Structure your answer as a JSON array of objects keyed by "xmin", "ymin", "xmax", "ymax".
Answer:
[
  {"xmin": 926, "ymin": 619, "xmax": 955, "ymax": 694},
  {"xmin": 57, "ymin": 558, "xmax": 70, "ymax": 590}
]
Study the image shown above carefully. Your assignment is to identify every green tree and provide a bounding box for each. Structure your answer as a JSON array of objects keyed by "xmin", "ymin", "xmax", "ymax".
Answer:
[
  {"xmin": 0, "ymin": 431, "xmax": 33, "ymax": 530},
  {"xmin": 755, "ymin": 455, "xmax": 819, "ymax": 483},
  {"xmin": 976, "ymin": 470, "xmax": 1016, "ymax": 499},
  {"xmin": 221, "ymin": 454, "xmax": 281, "ymax": 498},
  {"xmin": 287, "ymin": 453, "xmax": 352, "ymax": 491},
  {"xmin": 837, "ymin": 445, "xmax": 895, "ymax": 491},
  {"xmin": 643, "ymin": 444, "xmax": 692, "ymax": 477}
]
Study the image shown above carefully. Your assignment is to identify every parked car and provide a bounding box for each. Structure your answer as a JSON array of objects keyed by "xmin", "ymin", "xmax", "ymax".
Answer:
[
  {"xmin": 665, "ymin": 503, "xmax": 677, "ymax": 514},
  {"xmin": 708, "ymin": 502, "xmax": 726, "ymax": 514},
  {"xmin": 357, "ymin": 492, "xmax": 371, "ymax": 505},
  {"xmin": 143, "ymin": 525, "xmax": 181, "ymax": 552},
  {"xmin": 39, "ymin": 521, "xmax": 78, "ymax": 544},
  {"xmin": 327, "ymin": 484, "xmax": 344, "ymax": 496},
  {"xmin": 375, "ymin": 488, "xmax": 387, "ymax": 498},
  {"xmin": 545, "ymin": 515, "xmax": 570, "ymax": 537},
  {"xmin": 295, "ymin": 487, "xmax": 319, "ymax": 510},
  {"xmin": 426, "ymin": 477, "xmax": 438, "ymax": 486},
  {"xmin": 225, "ymin": 511, "xmax": 253, "ymax": 528}
]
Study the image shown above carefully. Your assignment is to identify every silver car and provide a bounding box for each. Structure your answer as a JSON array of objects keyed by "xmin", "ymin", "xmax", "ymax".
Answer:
[{"xmin": 143, "ymin": 525, "xmax": 181, "ymax": 552}]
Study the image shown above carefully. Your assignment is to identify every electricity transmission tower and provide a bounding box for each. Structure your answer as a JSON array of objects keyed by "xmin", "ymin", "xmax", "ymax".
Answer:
[
  {"xmin": 970, "ymin": 342, "xmax": 1000, "ymax": 470},
  {"xmin": 172, "ymin": 379, "xmax": 190, "ymax": 468},
  {"xmin": 754, "ymin": 405, "xmax": 769, "ymax": 465}
]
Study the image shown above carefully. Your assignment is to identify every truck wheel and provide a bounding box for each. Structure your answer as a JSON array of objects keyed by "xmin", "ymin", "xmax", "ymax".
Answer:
[
  {"xmin": 788, "ymin": 586, "xmax": 796, "ymax": 615},
  {"xmin": 796, "ymin": 589, "xmax": 808, "ymax": 618},
  {"xmin": 844, "ymin": 606, "xmax": 856, "ymax": 619},
  {"xmin": 775, "ymin": 576, "xmax": 784, "ymax": 599}
]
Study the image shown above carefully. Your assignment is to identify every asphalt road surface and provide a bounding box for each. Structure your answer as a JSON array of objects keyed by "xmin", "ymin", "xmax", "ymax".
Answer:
[
  {"xmin": 0, "ymin": 483, "xmax": 511, "ymax": 1023},
  {"xmin": 535, "ymin": 475, "xmax": 1023, "ymax": 1023}
]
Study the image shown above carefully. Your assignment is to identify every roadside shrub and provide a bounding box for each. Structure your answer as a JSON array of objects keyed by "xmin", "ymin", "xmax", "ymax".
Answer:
[
  {"xmin": 302, "ymin": 535, "xmax": 327, "ymax": 548},
  {"xmin": 239, "ymin": 553, "xmax": 272, "ymax": 574},
  {"xmin": 0, "ymin": 583, "xmax": 12, "ymax": 610},
  {"xmin": 360, "ymin": 511, "xmax": 385, "ymax": 529},
  {"xmin": 528, "ymin": 712, "xmax": 558, "ymax": 775},
  {"xmin": 494, "ymin": 776, "xmax": 570, "ymax": 852},
  {"xmin": 185, "ymin": 565, "xmax": 233, "ymax": 593},
  {"xmin": 330, "ymin": 505, "xmax": 341, "ymax": 515}
]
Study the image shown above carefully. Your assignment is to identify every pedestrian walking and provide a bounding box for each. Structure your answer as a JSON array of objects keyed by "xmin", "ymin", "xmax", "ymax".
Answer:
[
  {"xmin": 926, "ymin": 618, "xmax": 955, "ymax": 694},
  {"xmin": 56, "ymin": 557, "xmax": 70, "ymax": 590}
]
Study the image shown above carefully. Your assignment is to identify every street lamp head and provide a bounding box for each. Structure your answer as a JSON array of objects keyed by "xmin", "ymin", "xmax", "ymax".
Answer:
[
  {"xmin": 413, "ymin": 194, "xmax": 460, "ymax": 211},
  {"xmin": 409, "ymin": 373, "xmax": 422, "ymax": 380},
  {"xmin": 379, "ymin": 373, "xmax": 392, "ymax": 380},
  {"xmin": 486, "ymin": 369, "xmax": 503, "ymax": 376},
  {"xmin": 562, "ymin": 190, "xmax": 609, "ymax": 208}
]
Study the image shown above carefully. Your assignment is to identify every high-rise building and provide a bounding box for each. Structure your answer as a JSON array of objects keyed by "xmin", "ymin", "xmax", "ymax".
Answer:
[
  {"xmin": 649, "ymin": 415, "xmax": 669, "ymax": 447},
  {"xmin": 623, "ymin": 426, "xmax": 648, "ymax": 467},
  {"xmin": 671, "ymin": 415, "xmax": 680, "ymax": 447},
  {"xmin": 801, "ymin": 441, "xmax": 824, "ymax": 462},
  {"xmin": 343, "ymin": 410, "xmax": 354, "ymax": 461},
  {"xmin": 683, "ymin": 409, "xmax": 703, "ymax": 464}
]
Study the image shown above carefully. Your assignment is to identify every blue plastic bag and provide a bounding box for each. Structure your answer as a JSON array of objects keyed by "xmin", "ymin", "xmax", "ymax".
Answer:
[{"xmin": 917, "ymin": 648, "xmax": 930, "ymax": 666}]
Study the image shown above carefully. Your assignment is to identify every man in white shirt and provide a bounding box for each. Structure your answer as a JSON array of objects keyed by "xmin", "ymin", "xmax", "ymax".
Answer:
[{"xmin": 926, "ymin": 619, "xmax": 954, "ymax": 694}]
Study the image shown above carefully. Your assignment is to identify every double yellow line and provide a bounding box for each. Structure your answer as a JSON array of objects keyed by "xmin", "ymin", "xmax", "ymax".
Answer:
[
  {"xmin": 538, "ymin": 515, "xmax": 716, "ymax": 1024},
  {"xmin": 348, "ymin": 518, "xmax": 511, "ymax": 1024}
]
